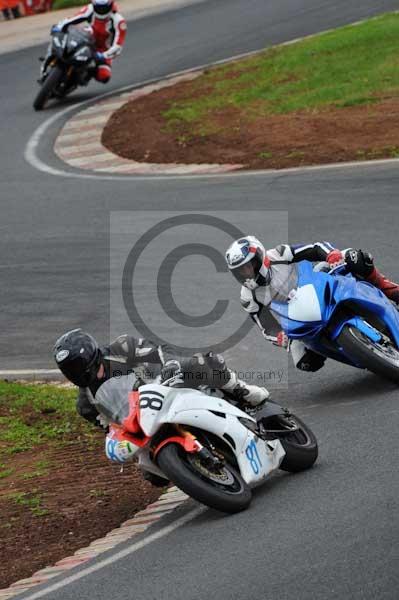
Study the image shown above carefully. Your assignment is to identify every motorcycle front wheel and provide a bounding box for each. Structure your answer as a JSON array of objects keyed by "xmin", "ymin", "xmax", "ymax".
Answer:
[
  {"xmin": 33, "ymin": 65, "xmax": 64, "ymax": 111},
  {"xmin": 271, "ymin": 415, "xmax": 318, "ymax": 473},
  {"xmin": 338, "ymin": 324, "xmax": 399, "ymax": 383},
  {"xmin": 157, "ymin": 443, "xmax": 252, "ymax": 513}
]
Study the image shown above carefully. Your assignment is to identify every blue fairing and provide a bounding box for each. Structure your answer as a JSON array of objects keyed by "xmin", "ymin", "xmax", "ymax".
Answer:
[{"xmin": 270, "ymin": 261, "xmax": 399, "ymax": 367}]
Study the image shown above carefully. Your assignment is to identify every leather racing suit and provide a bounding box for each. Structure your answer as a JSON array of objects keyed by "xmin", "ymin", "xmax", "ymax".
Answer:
[
  {"xmin": 57, "ymin": 3, "xmax": 126, "ymax": 82},
  {"xmin": 240, "ymin": 242, "xmax": 399, "ymax": 372},
  {"xmin": 77, "ymin": 335, "xmax": 269, "ymax": 429},
  {"xmin": 79, "ymin": 335, "xmax": 269, "ymax": 477}
]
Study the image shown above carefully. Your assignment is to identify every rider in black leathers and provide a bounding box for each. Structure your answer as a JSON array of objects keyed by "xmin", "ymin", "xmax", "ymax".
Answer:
[{"xmin": 53, "ymin": 329, "xmax": 270, "ymax": 430}]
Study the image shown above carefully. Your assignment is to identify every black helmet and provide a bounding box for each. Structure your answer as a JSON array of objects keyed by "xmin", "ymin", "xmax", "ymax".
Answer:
[{"xmin": 53, "ymin": 329, "xmax": 102, "ymax": 387}]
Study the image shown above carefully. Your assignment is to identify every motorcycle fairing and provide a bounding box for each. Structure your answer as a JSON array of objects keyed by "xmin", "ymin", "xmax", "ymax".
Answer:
[
  {"xmin": 52, "ymin": 32, "xmax": 67, "ymax": 59},
  {"xmin": 51, "ymin": 28, "xmax": 95, "ymax": 65},
  {"xmin": 138, "ymin": 384, "xmax": 285, "ymax": 486},
  {"xmin": 270, "ymin": 261, "xmax": 399, "ymax": 365},
  {"xmin": 330, "ymin": 316, "xmax": 382, "ymax": 343}
]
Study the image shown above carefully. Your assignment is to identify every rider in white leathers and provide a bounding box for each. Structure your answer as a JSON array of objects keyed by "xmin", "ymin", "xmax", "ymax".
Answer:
[{"xmin": 225, "ymin": 236, "xmax": 399, "ymax": 372}]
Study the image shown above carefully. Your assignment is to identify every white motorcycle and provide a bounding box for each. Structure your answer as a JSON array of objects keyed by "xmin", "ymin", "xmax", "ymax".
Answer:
[{"xmin": 95, "ymin": 374, "xmax": 318, "ymax": 513}]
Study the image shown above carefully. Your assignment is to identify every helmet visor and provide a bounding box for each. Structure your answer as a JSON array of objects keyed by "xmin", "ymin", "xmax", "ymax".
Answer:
[
  {"xmin": 231, "ymin": 251, "xmax": 263, "ymax": 286},
  {"xmin": 58, "ymin": 352, "xmax": 100, "ymax": 387},
  {"xmin": 93, "ymin": 1, "xmax": 112, "ymax": 14}
]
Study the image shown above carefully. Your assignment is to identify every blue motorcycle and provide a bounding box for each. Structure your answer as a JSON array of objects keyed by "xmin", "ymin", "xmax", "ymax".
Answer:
[{"xmin": 270, "ymin": 260, "xmax": 399, "ymax": 382}]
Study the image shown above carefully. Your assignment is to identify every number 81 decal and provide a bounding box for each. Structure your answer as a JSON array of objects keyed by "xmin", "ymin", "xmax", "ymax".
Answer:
[{"xmin": 245, "ymin": 439, "xmax": 262, "ymax": 474}]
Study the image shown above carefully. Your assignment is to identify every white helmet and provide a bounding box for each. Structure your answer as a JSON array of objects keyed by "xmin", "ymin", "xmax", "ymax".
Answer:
[
  {"xmin": 225, "ymin": 236, "xmax": 270, "ymax": 290},
  {"xmin": 92, "ymin": 0, "xmax": 113, "ymax": 18}
]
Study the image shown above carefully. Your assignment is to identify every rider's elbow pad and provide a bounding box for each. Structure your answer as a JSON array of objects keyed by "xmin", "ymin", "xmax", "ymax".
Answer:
[
  {"xmin": 240, "ymin": 286, "xmax": 259, "ymax": 313},
  {"xmin": 240, "ymin": 297, "xmax": 259, "ymax": 314}
]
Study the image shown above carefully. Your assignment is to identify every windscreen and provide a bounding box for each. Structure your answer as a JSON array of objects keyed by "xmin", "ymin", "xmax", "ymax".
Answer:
[
  {"xmin": 94, "ymin": 373, "xmax": 136, "ymax": 425},
  {"xmin": 68, "ymin": 27, "xmax": 94, "ymax": 47}
]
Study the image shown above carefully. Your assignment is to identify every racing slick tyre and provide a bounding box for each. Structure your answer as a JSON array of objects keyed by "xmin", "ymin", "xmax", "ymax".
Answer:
[
  {"xmin": 157, "ymin": 443, "xmax": 252, "ymax": 513},
  {"xmin": 278, "ymin": 415, "xmax": 318, "ymax": 473},
  {"xmin": 337, "ymin": 324, "xmax": 399, "ymax": 383},
  {"xmin": 33, "ymin": 65, "xmax": 64, "ymax": 111}
]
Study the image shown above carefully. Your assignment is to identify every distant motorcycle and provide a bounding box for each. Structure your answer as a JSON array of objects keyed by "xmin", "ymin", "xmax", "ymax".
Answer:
[
  {"xmin": 95, "ymin": 375, "xmax": 318, "ymax": 514},
  {"xmin": 271, "ymin": 260, "xmax": 399, "ymax": 382},
  {"xmin": 34, "ymin": 26, "xmax": 97, "ymax": 111}
]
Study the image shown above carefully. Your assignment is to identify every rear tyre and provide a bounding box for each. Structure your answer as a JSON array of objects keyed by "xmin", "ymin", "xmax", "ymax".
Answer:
[
  {"xmin": 33, "ymin": 65, "xmax": 64, "ymax": 111},
  {"xmin": 337, "ymin": 325, "xmax": 399, "ymax": 383},
  {"xmin": 157, "ymin": 443, "xmax": 252, "ymax": 513},
  {"xmin": 277, "ymin": 415, "xmax": 318, "ymax": 473}
]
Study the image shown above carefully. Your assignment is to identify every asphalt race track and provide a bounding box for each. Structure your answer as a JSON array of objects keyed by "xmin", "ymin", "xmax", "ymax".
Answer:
[{"xmin": 1, "ymin": 0, "xmax": 399, "ymax": 598}]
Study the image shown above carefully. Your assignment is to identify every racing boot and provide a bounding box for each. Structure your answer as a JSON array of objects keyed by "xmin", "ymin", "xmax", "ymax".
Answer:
[
  {"xmin": 221, "ymin": 370, "xmax": 269, "ymax": 408},
  {"xmin": 366, "ymin": 267, "xmax": 399, "ymax": 305}
]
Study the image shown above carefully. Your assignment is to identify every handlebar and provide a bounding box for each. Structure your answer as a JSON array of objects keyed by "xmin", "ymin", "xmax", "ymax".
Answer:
[
  {"xmin": 132, "ymin": 377, "xmax": 145, "ymax": 391},
  {"xmin": 313, "ymin": 261, "xmax": 347, "ymax": 274}
]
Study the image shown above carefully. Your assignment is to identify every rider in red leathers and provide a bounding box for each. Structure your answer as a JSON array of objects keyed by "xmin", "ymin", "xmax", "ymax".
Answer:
[{"xmin": 56, "ymin": 0, "xmax": 127, "ymax": 83}]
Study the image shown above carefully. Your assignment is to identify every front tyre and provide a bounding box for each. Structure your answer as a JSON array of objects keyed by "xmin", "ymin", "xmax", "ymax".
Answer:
[
  {"xmin": 33, "ymin": 65, "xmax": 64, "ymax": 111},
  {"xmin": 338, "ymin": 325, "xmax": 399, "ymax": 383},
  {"xmin": 277, "ymin": 415, "xmax": 318, "ymax": 473},
  {"xmin": 157, "ymin": 443, "xmax": 252, "ymax": 513}
]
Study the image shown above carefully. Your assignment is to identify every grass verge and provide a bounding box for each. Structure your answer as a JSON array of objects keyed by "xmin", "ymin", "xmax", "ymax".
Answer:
[
  {"xmin": 0, "ymin": 381, "xmax": 161, "ymax": 590},
  {"xmin": 0, "ymin": 380, "xmax": 93, "ymax": 459},
  {"xmin": 163, "ymin": 12, "xmax": 399, "ymax": 133},
  {"xmin": 103, "ymin": 11, "xmax": 399, "ymax": 169}
]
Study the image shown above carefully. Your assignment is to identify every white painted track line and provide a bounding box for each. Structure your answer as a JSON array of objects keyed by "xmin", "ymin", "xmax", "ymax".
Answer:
[
  {"xmin": 24, "ymin": 16, "xmax": 399, "ymax": 181},
  {"xmin": 18, "ymin": 506, "xmax": 206, "ymax": 600}
]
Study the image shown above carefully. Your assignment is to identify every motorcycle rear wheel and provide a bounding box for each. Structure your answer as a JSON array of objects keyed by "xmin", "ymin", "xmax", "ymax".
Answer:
[
  {"xmin": 338, "ymin": 324, "xmax": 399, "ymax": 383},
  {"xmin": 157, "ymin": 443, "xmax": 252, "ymax": 513},
  {"xmin": 33, "ymin": 65, "xmax": 64, "ymax": 111}
]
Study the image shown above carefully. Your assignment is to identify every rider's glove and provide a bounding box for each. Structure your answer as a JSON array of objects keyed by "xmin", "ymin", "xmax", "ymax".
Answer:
[
  {"xmin": 274, "ymin": 330, "xmax": 290, "ymax": 349},
  {"xmin": 343, "ymin": 248, "xmax": 374, "ymax": 278},
  {"xmin": 160, "ymin": 360, "xmax": 184, "ymax": 387},
  {"xmin": 326, "ymin": 249, "xmax": 345, "ymax": 268},
  {"xmin": 96, "ymin": 51, "xmax": 105, "ymax": 63}
]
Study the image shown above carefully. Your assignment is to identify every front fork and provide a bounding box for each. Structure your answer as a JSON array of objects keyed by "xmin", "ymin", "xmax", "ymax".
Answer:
[
  {"xmin": 39, "ymin": 43, "xmax": 53, "ymax": 81},
  {"xmin": 152, "ymin": 425, "xmax": 222, "ymax": 469},
  {"xmin": 174, "ymin": 426, "xmax": 225, "ymax": 469}
]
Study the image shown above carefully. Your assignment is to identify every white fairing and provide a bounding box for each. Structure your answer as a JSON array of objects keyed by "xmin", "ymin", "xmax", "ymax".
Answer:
[
  {"xmin": 288, "ymin": 284, "xmax": 322, "ymax": 322},
  {"xmin": 137, "ymin": 384, "xmax": 285, "ymax": 486}
]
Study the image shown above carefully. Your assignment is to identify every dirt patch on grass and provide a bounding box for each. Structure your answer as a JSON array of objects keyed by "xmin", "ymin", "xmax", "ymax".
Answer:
[
  {"xmin": 0, "ymin": 434, "xmax": 161, "ymax": 589},
  {"xmin": 102, "ymin": 77, "xmax": 399, "ymax": 169}
]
